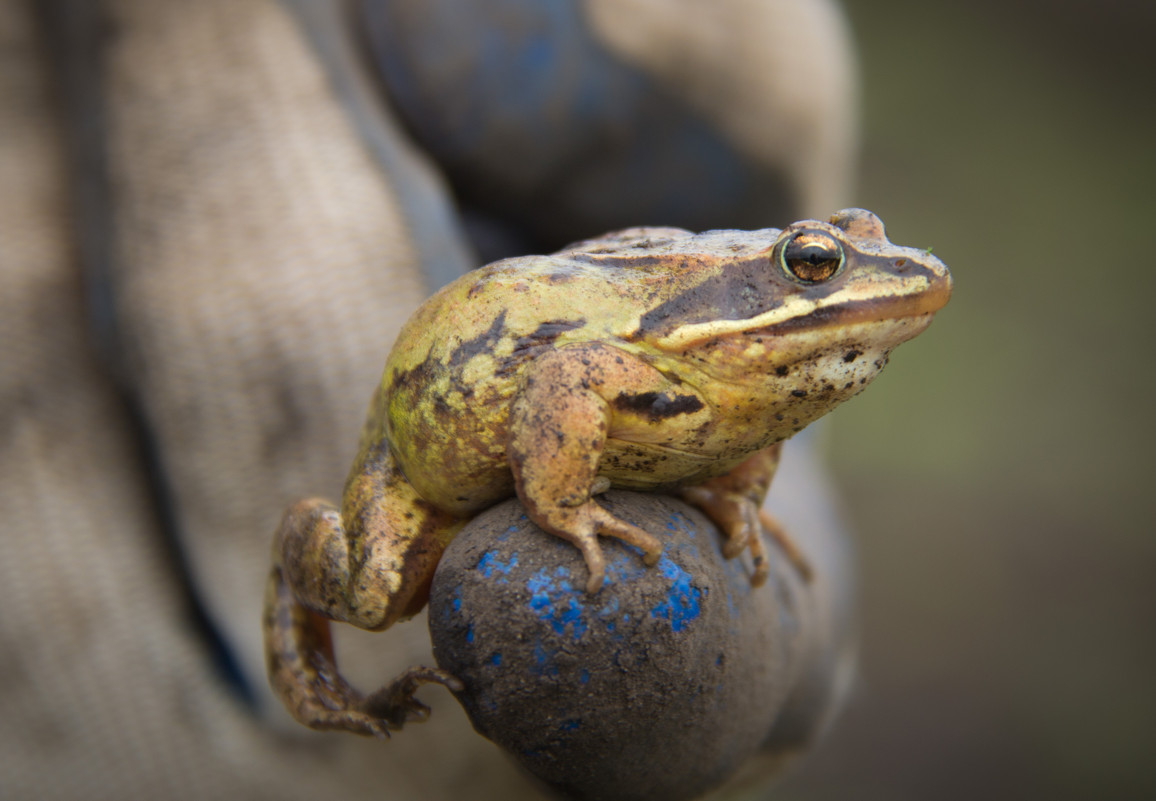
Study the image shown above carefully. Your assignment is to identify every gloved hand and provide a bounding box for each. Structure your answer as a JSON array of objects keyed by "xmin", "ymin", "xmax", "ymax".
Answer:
[{"xmin": 0, "ymin": 1, "xmax": 856, "ymax": 798}]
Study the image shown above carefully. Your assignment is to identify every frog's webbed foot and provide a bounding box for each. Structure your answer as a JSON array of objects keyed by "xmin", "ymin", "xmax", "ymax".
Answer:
[
  {"xmin": 297, "ymin": 669, "xmax": 393, "ymax": 739},
  {"xmin": 680, "ymin": 485, "xmax": 770, "ymax": 586},
  {"xmin": 361, "ymin": 666, "xmax": 464, "ymax": 731},
  {"xmin": 541, "ymin": 500, "xmax": 663, "ymax": 594},
  {"xmin": 680, "ymin": 485, "xmax": 812, "ymax": 586}
]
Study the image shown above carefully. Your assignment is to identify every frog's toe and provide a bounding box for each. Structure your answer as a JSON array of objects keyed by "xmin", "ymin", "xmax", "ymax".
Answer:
[
  {"xmin": 345, "ymin": 712, "xmax": 393, "ymax": 739},
  {"xmin": 573, "ymin": 538, "xmax": 607, "ymax": 594},
  {"xmin": 747, "ymin": 530, "xmax": 770, "ymax": 587},
  {"xmin": 589, "ymin": 503, "xmax": 663, "ymax": 566},
  {"xmin": 721, "ymin": 524, "xmax": 751, "ymax": 559}
]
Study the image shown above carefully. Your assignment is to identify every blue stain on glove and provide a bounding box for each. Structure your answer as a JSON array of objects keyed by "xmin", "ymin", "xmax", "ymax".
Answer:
[
  {"xmin": 478, "ymin": 549, "xmax": 520, "ymax": 582},
  {"xmin": 527, "ymin": 566, "xmax": 588, "ymax": 640},
  {"xmin": 649, "ymin": 555, "xmax": 703, "ymax": 632}
]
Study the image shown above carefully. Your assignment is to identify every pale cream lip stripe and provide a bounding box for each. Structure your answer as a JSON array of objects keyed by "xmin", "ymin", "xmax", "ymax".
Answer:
[{"xmin": 651, "ymin": 253, "xmax": 952, "ymax": 351}]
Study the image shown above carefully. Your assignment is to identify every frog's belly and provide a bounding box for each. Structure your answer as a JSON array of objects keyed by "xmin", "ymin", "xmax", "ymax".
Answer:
[{"xmin": 597, "ymin": 438, "xmax": 730, "ymax": 491}]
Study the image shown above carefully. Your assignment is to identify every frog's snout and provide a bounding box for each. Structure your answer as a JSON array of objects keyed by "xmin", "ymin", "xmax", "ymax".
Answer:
[{"xmin": 917, "ymin": 252, "xmax": 954, "ymax": 316}]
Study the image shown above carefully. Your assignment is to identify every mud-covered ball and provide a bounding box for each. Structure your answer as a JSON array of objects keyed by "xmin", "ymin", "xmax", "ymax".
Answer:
[{"xmin": 428, "ymin": 491, "xmax": 804, "ymax": 801}]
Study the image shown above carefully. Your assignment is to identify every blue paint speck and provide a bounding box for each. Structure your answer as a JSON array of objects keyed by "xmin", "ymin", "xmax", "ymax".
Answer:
[
  {"xmin": 477, "ymin": 550, "xmax": 519, "ymax": 581},
  {"xmin": 443, "ymin": 584, "xmax": 462, "ymax": 622},
  {"xmin": 650, "ymin": 554, "xmax": 703, "ymax": 632},
  {"xmin": 466, "ymin": 626, "xmax": 475, "ymax": 644},
  {"xmin": 490, "ymin": 652, "xmax": 502, "ymax": 667},
  {"xmin": 560, "ymin": 718, "xmax": 581, "ymax": 732},
  {"xmin": 580, "ymin": 669, "xmax": 590, "ymax": 685},
  {"xmin": 526, "ymin": 567, "xmax": 588, "ymax": 640}
]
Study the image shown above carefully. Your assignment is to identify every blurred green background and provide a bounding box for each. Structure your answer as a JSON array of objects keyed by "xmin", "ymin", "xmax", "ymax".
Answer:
[{"xmin": 782, "ymin": 1, "xmax": 1156, "ymax": 798}]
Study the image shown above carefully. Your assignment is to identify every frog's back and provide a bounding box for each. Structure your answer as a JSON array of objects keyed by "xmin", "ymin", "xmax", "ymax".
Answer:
[
  {"xmin": 391, "ymin": 224, "xmax": 788, "ymax": 371},
  {"xmin": 377, "ymin": 225, "xmax": 785, "ymax": 510}
]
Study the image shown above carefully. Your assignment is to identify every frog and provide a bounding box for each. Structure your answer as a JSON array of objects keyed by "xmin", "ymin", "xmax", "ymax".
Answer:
[{"xmin": 263, "ymin": 208, "xmax": 952, "ymax": 737}]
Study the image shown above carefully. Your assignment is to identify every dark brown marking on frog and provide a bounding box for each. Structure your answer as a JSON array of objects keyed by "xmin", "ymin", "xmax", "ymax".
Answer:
[
  {"xmin": 613, "ymin": 391, "xmax": 704, "ymax": 422},
  {"xmin": 570, "ymin": 253, "xmax": 673, "ymax": 271},
  {"xmin": 627, "ymin": 254, "xmax": 789, "ymax": 339},
  {"xmin": 843, "ymin": 349, "xmax": 862, "ymax": 362},
  {"xmin": 512, "ymin": 319, "xmax": 586, "ymax": 358},
  {"xmin": 541, "ymin": 263, "xmax": 583, "ymax": 284},
  {"xmin": 448, "ymin": 310, "xmax": 507, "ymax": 368},
  {"xmin": 388, "ymin": 349, "xmax": 438, "ymax": 398},
  {"xmin": 447, "ymin": 375, "xmax": 476, "ymax": 400}
]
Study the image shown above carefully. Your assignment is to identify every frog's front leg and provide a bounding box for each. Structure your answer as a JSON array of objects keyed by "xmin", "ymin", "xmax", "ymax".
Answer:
[
  {"xmin": 509, "ymin": 343, "xmax": 707, "ymax": 593},
  {"xmin": 263, "ymin": 442, "xmax": 465, "ymax": 737},
  {"xmin": 679, "ymin": 443, "xmax": 813, "ymax": 586}
]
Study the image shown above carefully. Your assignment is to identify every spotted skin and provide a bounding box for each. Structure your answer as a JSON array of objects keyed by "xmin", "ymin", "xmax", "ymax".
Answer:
[{"xmin": 264, "ymin": 208, "xmax": 952, "ymax": 736}]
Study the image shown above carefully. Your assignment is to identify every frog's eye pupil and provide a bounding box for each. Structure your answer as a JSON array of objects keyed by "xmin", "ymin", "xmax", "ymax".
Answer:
[{"xmin": 780, "ymin": 231, "xmax": 844, "ymax": 283}]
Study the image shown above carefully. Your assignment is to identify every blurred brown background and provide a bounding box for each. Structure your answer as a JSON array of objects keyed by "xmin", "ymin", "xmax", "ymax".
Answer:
[{"xmin": 778, "ymin": 1, "xmax": 1156, "ymax": 798}]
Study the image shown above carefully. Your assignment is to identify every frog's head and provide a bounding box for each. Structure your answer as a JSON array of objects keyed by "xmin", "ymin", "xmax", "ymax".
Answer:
[
  {"xmin": 649, "ymin": 208, "xmax": 952, "ymax": 430},
  {"xmin": 756, "ymin": 207, "xmax": 953, "ymax": 350}
]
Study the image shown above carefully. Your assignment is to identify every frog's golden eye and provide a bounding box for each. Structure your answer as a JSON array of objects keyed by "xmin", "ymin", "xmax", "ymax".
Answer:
[{"xmin": 778, "ymin": 230, "xmax": 845, "ymax": 283}]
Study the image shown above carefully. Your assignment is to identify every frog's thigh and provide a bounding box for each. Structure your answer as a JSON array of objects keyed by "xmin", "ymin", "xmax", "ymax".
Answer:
[
  {"xmin": 339, "ymin": 442, "xmax": 466, "ymax": 629},
  {"xmin": 278, "ymin": 442, "xmax": 464, "ymax": 632}
]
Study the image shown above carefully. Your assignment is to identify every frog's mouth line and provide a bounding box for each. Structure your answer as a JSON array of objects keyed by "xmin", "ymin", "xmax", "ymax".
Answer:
[
  {"xmin": 753, "ymin": 280, "xmax": 953, "ymax": 338},
  {"xmin": 650, "ymin": 275, "xmax": 951, "ymax": 351}
]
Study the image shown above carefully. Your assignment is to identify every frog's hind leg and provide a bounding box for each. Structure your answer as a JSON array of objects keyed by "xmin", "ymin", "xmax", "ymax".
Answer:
[{"xmin": 264, "ymin": 443, "xmax": 465, "ymax": 737}]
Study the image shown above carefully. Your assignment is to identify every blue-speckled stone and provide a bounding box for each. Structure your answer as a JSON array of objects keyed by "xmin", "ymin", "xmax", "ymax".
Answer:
[{"xmin": 429, "ymin": 490, "xmax": 803, "ymax": 801}]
